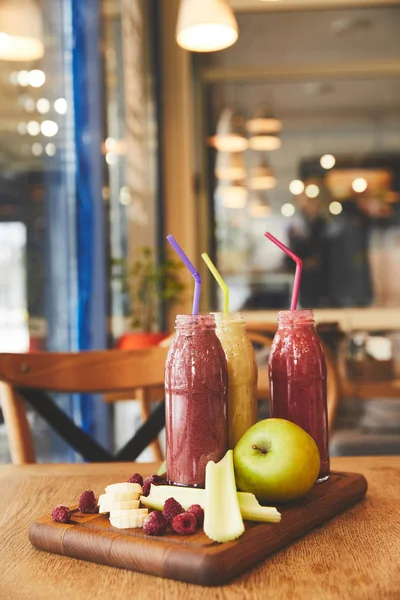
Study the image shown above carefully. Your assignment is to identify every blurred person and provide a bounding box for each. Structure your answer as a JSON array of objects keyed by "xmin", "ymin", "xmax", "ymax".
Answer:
[{"xmin": 286, "ymin": 193, "xmax": 330, "ymax": 308}]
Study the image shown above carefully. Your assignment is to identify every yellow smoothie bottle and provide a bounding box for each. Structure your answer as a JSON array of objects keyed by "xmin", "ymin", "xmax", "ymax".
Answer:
[{"xmin": 214, "ymin": 312, "xmax": 258, "ymax": 447}]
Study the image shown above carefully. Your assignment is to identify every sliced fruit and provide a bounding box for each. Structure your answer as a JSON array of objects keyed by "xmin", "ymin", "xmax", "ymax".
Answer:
[
  {"xmin": 204, "ymin": 449, "xmax": 245, "ymax": 543},
  {"xmin": 105, "ymin": 482, "xmax": 142, "ymax": 495},
  {"xmin": 141, "ymin": 485, "xmax": 281, "ymax": 524},
  {"xmin": 110, "ymin": 508, "xmax": 148, "ymax": 519},
  {"xmin": 98, "ymin": 499, "xmax": 140, "ymax": 514},
  {"xmin": 98, "ymin": 491, "xmax": 141, "ymax": 503},
  {"xmin": 110, "ymin": 512, "xmax": 148, "ymax": 529}
]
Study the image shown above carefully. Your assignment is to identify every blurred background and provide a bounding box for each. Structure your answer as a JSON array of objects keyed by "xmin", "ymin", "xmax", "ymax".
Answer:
[{"xmin": 0, "ymin": 0, "xmax": 399, "ymax": 461}]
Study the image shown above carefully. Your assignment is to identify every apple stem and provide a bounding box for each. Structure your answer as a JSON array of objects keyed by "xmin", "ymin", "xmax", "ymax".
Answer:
[{"xmin": 252, "ymin": 444, "xmax": 269, "ymax": 455}]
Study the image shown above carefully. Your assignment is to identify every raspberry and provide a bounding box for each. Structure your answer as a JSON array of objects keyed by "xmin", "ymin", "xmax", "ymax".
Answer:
[
  {"xmin": 78, "ymin": 490, "xmax": 99, "ymax": 514},
  {"xmin": 51, "ymin": 505, "xmax": 71, "ymax": 523},
  {"xmin": 142, "ymin": 474, "xmax": 166, "ymax": 497},
  {"xmin": 187, "ymin": 504, "xmax": 204, "ymax": 527},
  {"xmin": 162, "ymin": 497, "xmax": 184, "ymax": 524},
  {"xmin": 127, "ymin": 473, "xmax": 143, "ymax": 486},
  {"xmin": 143, "ymin": 510, "xmax": 168, "ymax": 536},
  {"xmin": 171, "ymin": 511, "xmax": 197, "ymax": 535}
]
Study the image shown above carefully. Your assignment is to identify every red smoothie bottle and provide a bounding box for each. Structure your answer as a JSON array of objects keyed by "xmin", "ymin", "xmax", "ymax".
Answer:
[
  {"xmin": 165, "ymin": 314, "xmax": 229, "ymax": 487},
  {"xmin": 268, "ymin": 309, "xmax": 330, "ymax": 481}
]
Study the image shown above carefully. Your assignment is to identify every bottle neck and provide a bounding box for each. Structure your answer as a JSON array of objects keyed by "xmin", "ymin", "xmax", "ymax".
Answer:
[
  {"xmin": 277, "ymin": 309, "xmax": 315, "ymax": 329},
  {"xmin": 175, "ymin": 313, "xmax": 216, "ymax": 334},
  {"xmin": 213, "ymin": 312, "xmax": 246, "ymax": 332}
]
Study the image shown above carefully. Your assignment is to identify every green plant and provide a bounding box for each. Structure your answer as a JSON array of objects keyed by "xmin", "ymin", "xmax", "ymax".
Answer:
[{"xmin": 129, "ymin": 246, "xmax": 186, "ymax": 333}]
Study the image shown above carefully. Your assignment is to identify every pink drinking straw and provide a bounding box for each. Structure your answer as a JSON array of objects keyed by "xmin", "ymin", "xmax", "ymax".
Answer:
[
  {"xmin": 265, "ymin": 232, "xmax": 303, "ymax": 310},
  {"xmin": 166, "ymin": 234, "xmax": 201, "ymax": 315}
]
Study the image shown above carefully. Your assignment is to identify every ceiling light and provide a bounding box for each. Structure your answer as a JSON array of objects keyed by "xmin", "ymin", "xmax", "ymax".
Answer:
[
  {"xmin": 352, "ymin": 177, "xmax": 368, "ymax": 193},
  {"xmin": 289, "ymin": 180, "xmax": 304, "ymax": 195},
  {"xmin": 281, "ymin": 203, "xmax": 295, "ymax": 217},
  {"xmin": 28, "ymin": 69, "xmax": 45, "ymax": 88},
  {"xmin": 217, "ymin": 183, "xmax": 247, "ymax": 209},
  {"xmin": 329, "ymin": 201, "xmax": 343, "ymax": 215},
  {"xmin": 215, "ymin": 151, "xmax": 246, "ymax": 180},
  {"xmin": 17, "ymin": 122, "xmax": 27, "ymax": 135},
  {"xmin": 246, "ymin": 118, "xmax": 282, "ymax": 134},
  {"xmin": 54, "ymin": 98, "xmax": 67, "ymax": 114},
  {"xmin": 0, "ymin": 0, "xmax": 44, "ymax": 61},
  {"xmin": 104, "ymin": 137, "xmax": 117, "ymax": 152},
  {"xmin": 41, "ymin": 120, "xmax": 58, "ymax": 137},
  {"xmin": 246, "ymin": 107, "xmax": 282, "ymax": 135},
  {"xmin": 305, "ymin": 184, "xmax": 320, "ymax": 198},
  {"xmin": 248, "ymin": 134, "xmax": 281, "ymax": 151},
  {"xmin": 249, "ymin": 164, "xmax": 277, "ymax": 190},
  {"xmin": 26, "ymin": 120, "xmax": 40, "ymax": 136},
  {"xmin": 17, "ymin": 70, "xmax": 29, "ymax": 86},
  {"xmin": 36, "ymin": 98, "xmax": 50, "ymax": 114},
  {"xmin": 31, "ymin": 142, "xmax": 43, "ymax": 156},
  {"xmin": 23, "ymin": 97, "xmax": 35, "ymax": 112},
  {"xmin": 320, "ymin": 154, "xmax": 336, "ymax": 170},
  {"xmin": 105, "ymin": 152, "xmax": 117, "ymax": 165},
  {"xmin": 45, "ymin": 142, "xmax": 56, "ymax": 157},
  {"xmin": 209, "ymin": 108, "xmax": 248, "ymax": 152},
  {"xmin": 176, "ymin": 0, "xmax": 238, "ymax": 53},
  {"xmin": 119, "ymin": 186, "xmax": 132, "ymax": 206}
]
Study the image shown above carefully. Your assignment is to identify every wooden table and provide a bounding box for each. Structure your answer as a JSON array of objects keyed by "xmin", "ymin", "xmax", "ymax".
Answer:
[{"xmin": 1, "ymin": 457, "xmax": 399, "ymax": 599}]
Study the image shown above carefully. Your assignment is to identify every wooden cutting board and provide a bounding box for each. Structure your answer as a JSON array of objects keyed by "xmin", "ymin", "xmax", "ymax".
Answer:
[{"xmin": 29, "ymin": 471, "xmax": 367, "ymax": 587}]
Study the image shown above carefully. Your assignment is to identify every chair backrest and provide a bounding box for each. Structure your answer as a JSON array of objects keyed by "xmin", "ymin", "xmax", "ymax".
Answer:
[
  {"xmin": 0, "ymin": 347, "xmax": 169, "ymax": 465},
  {"xmin": 0, "ymin": 347, "xmax": 168, "ymax": 393}
]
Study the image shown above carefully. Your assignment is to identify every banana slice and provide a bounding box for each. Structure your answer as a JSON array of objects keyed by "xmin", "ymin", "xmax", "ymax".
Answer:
[
  {"xmin": 110, "ymin": 510, "xmax": 149, "ymax": 529},
  {"xmin": 105, "ymin": 482, "xmax": 142, "ymax": 495},
  {"xmin": 98, "ymin": 491, "xmax": 141, "ymax": 503},
  {"xmin": 110, "ymin": 508, "xmax": 148, "ymax": 519},
  {"xmin": 99, "ymin": 499, "xmax": 140, "ymax": 514}
]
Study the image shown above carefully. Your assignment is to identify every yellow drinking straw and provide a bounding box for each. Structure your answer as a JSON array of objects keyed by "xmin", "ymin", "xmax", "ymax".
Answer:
[{"xmin": 201, "ymin": 253, "xmax": 230, "ymax": 313}]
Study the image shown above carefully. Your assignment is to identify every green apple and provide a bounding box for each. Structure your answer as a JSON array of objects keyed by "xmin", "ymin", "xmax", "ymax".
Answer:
[{"xmin": 233, "ymin": 418, "xmax": 320, "ymax": 503}]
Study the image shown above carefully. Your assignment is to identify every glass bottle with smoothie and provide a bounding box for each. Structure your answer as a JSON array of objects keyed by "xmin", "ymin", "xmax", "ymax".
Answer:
[
  {"xmin": 165, "ymin": 313, "xmax": 229, "ymax": 487},
  {"xmin": 214, "ymin": 312, "xmax": 258, "ymax": 448},
  {"xmin": 268, "ymin": 309, "xmax": 330, "ymax": 481}
]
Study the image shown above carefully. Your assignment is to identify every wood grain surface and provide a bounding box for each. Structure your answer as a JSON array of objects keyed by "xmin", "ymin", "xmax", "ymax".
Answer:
[
  {"xmin": 0, "ymin": 347, "xmax": 168, "ymax": 393},
  {"xmin": 28, "ymin": 472, "xmax": 367, "ymax": 587},
  {"xmin": 1, "ymin": 457, "xmax": 399, "ymax": 599}
]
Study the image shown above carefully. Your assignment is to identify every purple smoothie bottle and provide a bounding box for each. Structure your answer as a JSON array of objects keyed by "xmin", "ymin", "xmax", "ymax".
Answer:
[
  {"xmin": 268, "ymin": 309, "xmax": 330, "ymax": 482},
  {"xmin": 165, "ymin": 314, "xmax": 229, "ymax": 487}
]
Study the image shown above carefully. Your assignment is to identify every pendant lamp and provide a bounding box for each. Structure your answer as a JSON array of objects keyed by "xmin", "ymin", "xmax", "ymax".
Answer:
[
  {"xmin": 247, "ymin": 106, "xmax": 282, "ymax": 151},
  {"xmin": 176, "ymin": 0, "xmax": 238, "ymax": 53},
  {"xmin": 0, "ymin": 0, "xmax": 44, "ymax": 61},
  {"xmin": 249, "ymin": 162, "xmax": 277, "ymax": 190},
  {"xmin": 249, "ymin": 134, "xmax": 281, "ymax": 151},
  {"xmin": 215, "ymin": 151, "xmax": 246, "ymax": 181},
  {"xmin": 216, "ymin": 181, "xmax": 247, "ymax": 209},
  {"xmin": 210, "ymin": 108, "xmax": 248, "ymax": 153}
]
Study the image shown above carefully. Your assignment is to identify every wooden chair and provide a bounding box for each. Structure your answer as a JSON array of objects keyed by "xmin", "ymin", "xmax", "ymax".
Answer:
[
  {"xmin": 246, "ymin": 327, "xmax": 339, "ymax": 433},
  {"xmin": 0, "ymin": 346, "xmax": 168, "ymax": 465}
]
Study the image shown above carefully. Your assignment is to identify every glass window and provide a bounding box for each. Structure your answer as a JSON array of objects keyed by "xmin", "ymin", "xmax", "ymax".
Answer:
[{"xmin": 199, "ymin": 5, "xmax": 400, "ymax": 311}]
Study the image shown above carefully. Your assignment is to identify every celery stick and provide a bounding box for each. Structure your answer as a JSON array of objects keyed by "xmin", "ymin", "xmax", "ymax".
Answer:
[
  {"xmin": 157, "ymin": 460, "xmax": 166, "ymax": 477},
  {"xmin": 141, "ymin": 485, "xmax": 204, "ymax": 510},
  {"xmin": 204, "ymin": 450, "xmax": 245, "ymax": 543},
  {"xmin": 141, "ymin": 482, "xmax": 281, "ymax": 524},
  {"xmin": 240, "ymin": 506, "xmax": 281, "ymax": 523}
]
